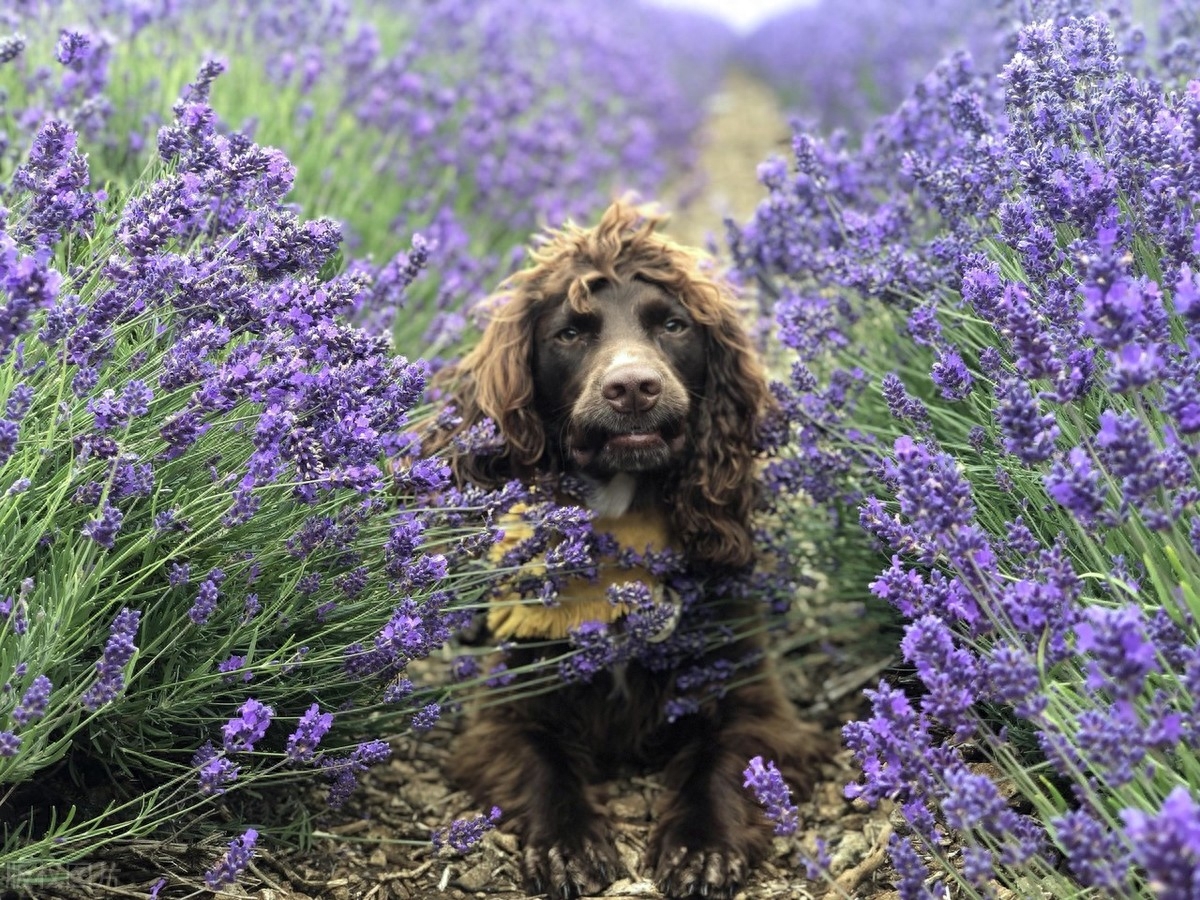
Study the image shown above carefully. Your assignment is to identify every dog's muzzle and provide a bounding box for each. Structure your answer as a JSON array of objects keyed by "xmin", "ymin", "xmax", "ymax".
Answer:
[{"xmin": 568, "ymin": 354, "xmax": 690, "ymax": 472}]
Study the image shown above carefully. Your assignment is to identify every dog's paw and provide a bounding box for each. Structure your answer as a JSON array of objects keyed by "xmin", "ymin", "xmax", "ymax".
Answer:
[
  {"xmin": 649, "ymin": 841, "xmax": 749, "ymax": 899},
  {"xmin": 520, "ymin": 827, "xmax": 622, "ymax": 899}
]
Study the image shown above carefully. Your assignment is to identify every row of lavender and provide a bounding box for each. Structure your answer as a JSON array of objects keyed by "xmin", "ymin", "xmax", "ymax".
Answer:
[
  {"xmin": 0, "ymin": 0, "xmax": 732, "ymax": 891},
  {"xmin": 2, "ymin": 0, "xmax": 733, "ymax": 351},
  {"xmin": 736, "ymin": 0, "xmax": 1200, "ymax": 895},
  {"xmin": 735, "ymin": 0, "xmax": 996, "ymax": 137}
]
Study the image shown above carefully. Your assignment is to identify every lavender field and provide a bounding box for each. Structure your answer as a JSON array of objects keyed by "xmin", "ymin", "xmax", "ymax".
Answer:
[{"xmin": 3, "ymin": 0, "xmax": 1200, "ymax": 897}]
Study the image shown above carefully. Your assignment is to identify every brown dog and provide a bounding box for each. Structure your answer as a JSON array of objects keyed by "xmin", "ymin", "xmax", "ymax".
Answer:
[{"xmin": 430, "ymin": 201, "xmax": 827, "ymax": 899}]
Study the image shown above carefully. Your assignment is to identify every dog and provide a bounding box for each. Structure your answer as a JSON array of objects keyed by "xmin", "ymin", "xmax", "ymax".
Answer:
[{"xmin": 429, "ymin": 201, "xmax": 827, "ymax": 899}]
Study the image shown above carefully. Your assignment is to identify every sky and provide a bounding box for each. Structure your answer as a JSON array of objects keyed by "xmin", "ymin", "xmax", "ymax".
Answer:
[{"xmin": 647, "ymin": 0, "xmax": 814, "ymax": 33}]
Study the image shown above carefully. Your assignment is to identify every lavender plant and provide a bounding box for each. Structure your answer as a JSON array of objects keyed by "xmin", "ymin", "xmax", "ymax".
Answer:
[
  {"xmin": 0, "ymin": 59, "xmax": 527, "ymax": 887},
  {"xmin": 0, "ymin": 1, "xmax": 741, "ymax": 885},
  {"xmin": 734, "ymin": 1, "xmax": 1200, "ymax": 896}
]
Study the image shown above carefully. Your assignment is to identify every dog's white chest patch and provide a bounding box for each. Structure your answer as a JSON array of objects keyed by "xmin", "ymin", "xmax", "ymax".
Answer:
[
  {"xmin": 586, "ymin": 473, "xmax": 638, "ymax": 518},
  {"xmin": 608, "ymin": 663, "xmax": 631, "ymax": 701}
]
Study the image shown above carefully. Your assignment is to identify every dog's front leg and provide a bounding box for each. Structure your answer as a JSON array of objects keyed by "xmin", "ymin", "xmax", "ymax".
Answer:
[
  {"xmin": 647, "ymin": 673, "xmax": 826, "ymax": 899},
  {"xmin": 449, "ymin": 707, "xmax": 622, "ymax": 899}
]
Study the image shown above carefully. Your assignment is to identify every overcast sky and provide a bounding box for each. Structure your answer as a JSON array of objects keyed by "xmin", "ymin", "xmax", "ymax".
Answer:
[{"xmin": 647, "ymin": 0, "xmax": 814, "ymax": 33}]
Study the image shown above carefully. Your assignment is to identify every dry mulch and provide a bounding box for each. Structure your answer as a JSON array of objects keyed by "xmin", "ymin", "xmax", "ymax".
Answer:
[{"xmin": 201, "ymin": 637, "xmax": 898, "ymax": 900}]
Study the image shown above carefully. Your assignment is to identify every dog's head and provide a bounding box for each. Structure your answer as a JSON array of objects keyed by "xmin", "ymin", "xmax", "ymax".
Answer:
[{"xmin": 434, "ymin": 200, "xmax": 772, "ymax": 569}]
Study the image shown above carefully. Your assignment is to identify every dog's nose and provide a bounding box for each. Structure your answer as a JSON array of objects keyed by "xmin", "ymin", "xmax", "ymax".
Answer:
[{"xmin": 601, "ymin": 365, "xmax": 663, "ymax": 414}]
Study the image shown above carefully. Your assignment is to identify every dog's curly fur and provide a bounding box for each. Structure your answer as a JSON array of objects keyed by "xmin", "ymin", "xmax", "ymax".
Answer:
[{"xmin": 429, "ymin": 201, "xmax": 829, "ymax": 900}]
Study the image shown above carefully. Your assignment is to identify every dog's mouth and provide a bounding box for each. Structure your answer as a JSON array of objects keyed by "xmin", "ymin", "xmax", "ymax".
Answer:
[{"xmin": 569, "ymin": 421, "xmax": 686, "ymax": 471}]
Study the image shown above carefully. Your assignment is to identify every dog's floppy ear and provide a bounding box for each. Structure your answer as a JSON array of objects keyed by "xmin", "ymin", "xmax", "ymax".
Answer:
[
  {"xmin": 671, "ymin": 285, "xmax": 771, "ymax": 570},
  {"xmin": 431, "ymin": 293, "xmax": 546, "ymax": 484}
]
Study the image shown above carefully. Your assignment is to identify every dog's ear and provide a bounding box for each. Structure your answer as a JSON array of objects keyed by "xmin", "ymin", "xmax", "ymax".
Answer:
[
  {"xmin": 672, "ymin": 292, "xmax": 771, "ymax": 570},
  {"xmin": 431, "ymin": 295, "xmax": 545, "ymax": 484}
]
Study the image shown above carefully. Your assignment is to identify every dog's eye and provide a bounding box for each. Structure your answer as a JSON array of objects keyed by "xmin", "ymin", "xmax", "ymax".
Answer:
[
  {"xmin": 662, "ymin": 318, "xmax": 689, "ymax": 334},
  {"xmin": 556, "ymin": 326, "xmax": 582, "ymax": 342}
]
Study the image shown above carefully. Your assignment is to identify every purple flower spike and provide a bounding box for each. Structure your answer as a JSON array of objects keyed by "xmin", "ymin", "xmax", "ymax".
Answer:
[
  {"xmin": 285, "ymin": 703, "xmax": 334, "ymax": 763},
  {"xmin": 0, "ymin": 731, "xmax": 21, "ymax": 757},
  {"xmin": 12, "ymin": 675, "xmax": 52, "ymax": 726},
  {"xmin": 204, "ymin": 828, "xmax": 258, "ymax": 890},
  {"xmin": 1075, "ymin": 605, "xmax": 1159, "ymax": 701},
  {"xmin": 1121, "ymin": 787, "xmax": 1200, "ymax": 900},
  {"xmin": 432, "ymin": 807, "xmax": 502, "ymax": 854},
  {"xmin": 193, "ymin": 741, "xmax": 239, "ymax": 796},
  {"xmin": 930, "ymin": 349, "xmax": 973, "ymax": 401},
  {"xmin": 743, "ymin": 756, "xmax": 799, "ymax": 836},
  {"xmin": 81, "ymin": 502, "xmax": 123, "ymax": 550},
  {"xmin": 1044, "ymin": 447, "xmax": 1108, "ymax": 526},
  {"xmin": 81, "ymin": 608, "xmax": 141, "ymax": 711},
  {"xmin": 221, "ymin": 698, "xmax": 274, "ymax": 753}
]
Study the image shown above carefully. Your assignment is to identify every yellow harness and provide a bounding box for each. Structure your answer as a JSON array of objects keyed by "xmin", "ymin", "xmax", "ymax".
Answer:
[{"xmin": 486, "ymin": 504, "xmax": 676, "ymax": 641}]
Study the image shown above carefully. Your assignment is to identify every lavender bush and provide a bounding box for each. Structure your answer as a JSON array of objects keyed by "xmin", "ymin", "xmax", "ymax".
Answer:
[
  {"xmin": 0, "ymin": 0, "xmax": 741, "ymax": 888},
  {"xmin": 734, "ymin": 0, "xmax": 1200, "ymax": 895},
  {"xmin": 0, "ymin": 56, "xmax": 530, "ymax": 887}
]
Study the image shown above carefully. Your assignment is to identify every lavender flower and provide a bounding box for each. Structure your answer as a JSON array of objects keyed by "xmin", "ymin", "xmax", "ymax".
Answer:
[
  {"xmin": 55, "ymin": 30, "xmax": 90, "ymax": 67},
  {"xmin": 81, "ymin": 501, "xmax": 123, "ymax": 550},
  {"xmin": 432, "ymin": 806, "xmax": 502, "ymax": 854},
  {"xmin": 0, "ymin": 419, "xmax": 17, "ymax": 466},
  {"xmin": 0, "ymin": 731, "xmax": 20, "ymax": 756},
  {"xmin": 882, "ymin": 373, "xmax": 932, "ymax": 433},
  {"xmin": 0, "ymin": 33, "xmax": 24, "ymax": 65},
  {"xmin": 743, "ymin": 756, "xmax": 799, "ymax": 836},
  {"xmin": 558, "ymin": 620, "xmax": 624, "ymax": 683},
  {"xmin": 217, "ymin": 656, "xmax": 252, "ymax": 684},
  {"xmin": 1052, "ymin": 808, "xmax": 1130, "ymax": 892},
  {"xmin": 451, "ymin": 655, "xmax": 480, "ymax": 682},
  {"xmin": 890, "ymin": 833, "xmax": 943, "ymax": 900},
  {"xmin": 168, "ymin": 562, "xmax": 190, "ymax": 588},
  {"xmin": 11, "ymin": 121, "xmax": 101, "ymax": 245},
  {"xmin": 187, "ymin": 570, "xmax": 224, "ymax": 626},
  {"xmin": 221, "ymin": 698, "xmax": 274, "ymax": 753},
  {"xmin": 930, "ymin": 349, "xmax": 973, "ymax": 401},
  {"xmin": 900, "ymin": 616, "xmax": 978, "ymax": 740},
  {"xmin": 1044, "ymin": 447, "xmax": 1108, "ymax": 526},
  {"xmin": 11, "ymin": 675, "xmax": 51, "ymax": 726},
  {"xmin": 1120, "ymin": 787, "xmax": 1200, "ymax": 900},
  {"xmin": 1075, "ymin": 604, "xmax": 1159, "ymax": 701},
  {"xmin": 285, "ymin": 703, "xmax": 333, "ymax": 763},
  {"xmin": 865, "ymin": 436, "xmax": 981, "ymax": 565},
  {"xmin": 324, "ymin": 739, "xmax": 392, "ymax": 809},
  {"xmin": 80, "ymin": 609, "xmax": 141, "ymax": 710},
  {"xmin": 994, "ymin": 377, "xmax": 1060, "ymax": 465},
  {"xmin": 982, "ymin": 642, "xmax": 1046, "ymax": 716},
  {"xmin": 204, "ymin": 828, "xmax": 258, "ymax": 890},
  {"xmin": 5, "ymin": 383, "xmax": 33, "ymax": 419},
  {"xmin": 0, "ymin": 593, "xmax": 28, "ymax": 636},
  {"xmin": 193, "ymin": 741, "xmax": 239, "ymax": 796}
]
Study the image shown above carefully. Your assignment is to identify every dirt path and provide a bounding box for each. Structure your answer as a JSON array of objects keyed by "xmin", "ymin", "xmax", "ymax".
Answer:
[{"xmin": 665, "ymin": 69, "xmax": 792, "ymax": 250}]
